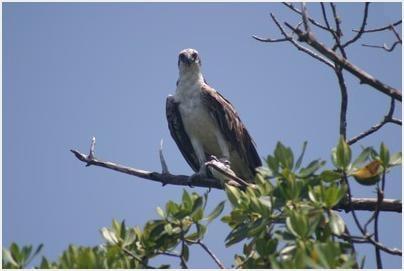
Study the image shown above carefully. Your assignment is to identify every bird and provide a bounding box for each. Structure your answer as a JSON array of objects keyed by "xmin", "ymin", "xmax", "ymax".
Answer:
[{"xmin": 166, "ymin": 48, "xmax": 261, "ymax": 184}]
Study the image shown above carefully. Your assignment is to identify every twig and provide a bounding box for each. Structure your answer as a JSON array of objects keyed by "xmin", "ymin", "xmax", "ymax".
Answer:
[
  {"xmin": 353, "ymin": 20, "xmax": 402, "ymax": 33},
  {"xmin": 179, "ymin": 224, "xmax": 189, "ymax": 269},
  {"xmin": 335, "ymin": 66, "xmax": 348, "ymax": 138},
  {"xmin": 342, "ymin": 3, "xmax": 370, "ymax": 48},
  {"xmin": 374, "ymin": 171, "xmax": 386, "ymax": 268},
  {"xmin": 186, "ymin": 240, "xmax": 225, "ymax": 269},
  {"xmin": 329, "ymin": 3, "xmax": 348, "ymax": 57},
  {"xmin": 362, "ymin": 41, "xmax": 401, "ymax": 52},
  {"xmin": 252, "ymin": 36, "xmax": 289, "ymax": 43},
  {"xmin": 282, "ymin": 2, "xmax": 333, "ymax": 33},
  {"xmin": 159, "ymin": 139, "xmax": 169, "ymax": 174},
  {"xmin": 320, "ymin": 3, "xmax": 345, "ymax": 55},
  {"xmin": 301, "ymin": 2, "xmax": 310, "ymax": 33},
  {"xmin": 348, "ymin": 97, "xmax": 401, "ymax": 145},
  {"xmin": 361, "ymin": 22, "xmax": 401, "ymax": 52},
  {"xmin": 157, "ymin": 251, "xmax": 181, "ymax": 258},
  {"xmin": 71, "ymin": 147, "xmax": 223, "ymax": 190},
  {"xmin": 268, "ymin": 13, "xmax": 335, "ymax": 69},
  {"xmin": 283, "ymin": 22, "xmax": 401, "ymax": 101}
]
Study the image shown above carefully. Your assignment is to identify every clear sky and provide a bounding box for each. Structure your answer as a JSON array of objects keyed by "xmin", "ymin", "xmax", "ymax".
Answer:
[{"xmin": 3, "ymin": 2, "xmax": 402, "ymax": 268}]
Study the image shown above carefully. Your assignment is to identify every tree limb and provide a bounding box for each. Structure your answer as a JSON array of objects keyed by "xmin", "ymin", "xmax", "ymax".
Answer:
[
  {"xmin": 70, "ymin": 143, "xmax": 401, "ymax": 213},
  {"xmin": 283, "ymin": 22, "xmax": 402, "ymax": 101},
  {"xmin": 336, "ymin": 197, "xmax": 401, "ymax": 213},
  {"xmin": 347, "ymin": 97, "xmax": 401, "ymax": 145},
  {"xmin": 353, "ymin": 20, "xmax": 402, "ymax": 33}
]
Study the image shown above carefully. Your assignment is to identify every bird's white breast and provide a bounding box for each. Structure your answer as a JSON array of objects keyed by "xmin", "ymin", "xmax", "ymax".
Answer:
[{"xmin": 174, "ymin": 78, "xmax": 226, "ymax": 160}]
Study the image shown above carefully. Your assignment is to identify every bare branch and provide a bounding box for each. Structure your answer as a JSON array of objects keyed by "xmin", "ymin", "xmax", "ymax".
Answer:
[
  {"xmin": 337, "ymin": 197, "xmax": 402, "ymax": 213},
  {"xmin": 330, "ymin": 3, "xmax": 343, "ymax": 38},
  {"xmin": 362, "ymin": 41, "xmax": 401, "ymax": 52},
  {"xmin": 252, "ymin": 35, "xmax": 289, "ymax": 43},
  {"xmin": 342, "ymin": 3, "xmax": 370, "ymax": 48},
  {"xmin": 282, "ymin": 2, "xmax": 333, "ymax": 33},
  {"xmin": 335, "ymin": 67, "xmax": 348, "ymax": 138},
  {"xmin": 71, "ymin": 140, "xmax": 401, "ymax": 213},
  {"xmin": 268, "ymin": 13, "xmax": 335, "ymax": 69},
  {"xmin": 353, "ymin": 20, "xmax": 402, "ymax": 33},
  {"xmin": 348, "ymin": 97, "xmax": 401, "ymax": 145},
  {"xmin": 301, "ymin": 2, "xmax": 311, "ymax": 33},
  {"xmin": 179, "ymin": 223, "xmax": 189, "ymax": 269},
  {"xmin": 70, "ymin": 148, "xmax": 224, "ymax": 190},
  {"xmin": 374, "ymin": 171, "xmax": 385, "ymax": 268},
  {"xmin": 283, "ymin": 22, "xmax": 402, "ymax": 101},
  {"xmin": 159, "ymin": 139, "xmax": 170, "ymax": 174}
]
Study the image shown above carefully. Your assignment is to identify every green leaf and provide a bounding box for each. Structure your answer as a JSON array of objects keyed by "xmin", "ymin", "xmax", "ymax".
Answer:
[
  {"xmin": 266, "ymin": 155, "xmax": 279, "ymax": 174},
  {"xmin": 320, "ymin": 170, "xmax": 342, "ymax": 182},
  {"xmin": 329, "ymin": 211, "xmax": 345, "ymax": 235},
  {"xmin": 185, "ymin": 223, "xmax": 207, "ymax": 241},
  {"xmin": 3, "ymin": 248, "xmax": 18, "ymax": 267},
  {"xmin": 191, "ymin": 207, "xmax": 204, "ymax": 222},
  {"xmin": 225, "ymin": 224, "xmax": 249, "ymax": 247},
  {"xmin": 225, "ymin": 184, "xmax": 241, "ymax": 206},
  {"xmin": 10, "ymin": 243, "xmax": 21, "ymax": 263},
  {"xmin": 352, "ymin": 147, "xmax": 373, "ymax": 167},
  {"xmin": 295, "ymin": 141, "xmax": 308, "ymax": 170},
  {"xmin": 323, "ymin": 183, "xmax": 346, "ymax": 208},
  {"xmin": 205, "ymin": 201, "xmax": 225, "ymax": 223},
  {"xmin": 182, "ymin": 245, "xmax": 189, "ymax": 262},
  {"xmin": 100, "ymin": 228, "xmax": 118, "ymax": 245},
  {"xmin": 191, "ymin": 196, "xmax": 203, "ymax": 215},
  {"xmin": 379, "ymin": 143, "xmax": 390, "ymax": 167},
  {"xmin": 389, "ymin": 151, "xmax": 402, "ymax": 167},
  {"xmin": 166, "ymin": 201, "xmax": 179, "ymax": 216},
  {"xmin": 156, "ymin": 207, "xmax": 165, "ymax": 218},
  {"xmin": 336, "ymin": 136, "xmax": 351, "ymax": 170},
  {"xmin": 258, "ymin": 196, "xmax": 272, "ymax": 210},
  {"xmin": 256, "ymin": 239, "xmax": 278, "ymax": 256},
  {"xmin": 274, "ymin": 142, "xmax": 294, "ymax": 169},
  {"xmin": 182, "ymin": 189, "xmax": 193, "ymax": 211},
  {"xmin": 299, "ymin": 159, "xmax": 325, "ymax": 177},
  {"xmin": 112, "ymin": 220, "xmax": 121, "ymax": 236}
]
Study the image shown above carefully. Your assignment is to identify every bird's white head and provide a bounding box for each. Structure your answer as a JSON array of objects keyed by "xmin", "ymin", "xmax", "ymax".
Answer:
[{"xmin": 177, "ymin": 48, "xmax": 202, "ymax": 78}]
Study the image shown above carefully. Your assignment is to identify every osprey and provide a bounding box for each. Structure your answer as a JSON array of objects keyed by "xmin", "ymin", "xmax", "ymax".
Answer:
[{"xmin": 166, "ymin": 48, "xmax": 261, "ymax": 183}]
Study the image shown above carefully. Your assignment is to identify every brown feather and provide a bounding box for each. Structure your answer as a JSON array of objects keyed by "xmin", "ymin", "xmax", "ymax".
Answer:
[
  {"xmin": 166, "ymin": 96, "xmax": 200, "ymax": 172},
  {"xmin": 200, "ymin": 84, "xmax": 262, "ymax": 180}
]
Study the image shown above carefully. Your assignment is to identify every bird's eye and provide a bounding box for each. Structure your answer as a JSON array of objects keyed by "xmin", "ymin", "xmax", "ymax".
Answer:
[{"xmin": 191, "ymin": 52, "xmax": 198, "ymax": 60}]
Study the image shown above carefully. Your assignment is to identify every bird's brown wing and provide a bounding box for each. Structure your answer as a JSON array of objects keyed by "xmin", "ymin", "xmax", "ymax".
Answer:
[
  {"xmin": 200, "ymin": 84, "xmax": 262, "ymax": 178},
  {"xmin": 166, "ymin": 95, "xmax": 200, "ymax": 172}
]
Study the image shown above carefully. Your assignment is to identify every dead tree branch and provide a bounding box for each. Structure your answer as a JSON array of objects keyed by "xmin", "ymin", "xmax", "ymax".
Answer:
[
  {"xmin": 70, "ymin": 139, "xmax": 401, "ymax": 213},
  {"xmin": 70, "ymin": 148, "xmax": 223, "ymax": 190},
  {"xmin": 353, "ymin": 20, "xmax": 401, "ymax": 33},
  {"xmin": 282, "ymin": 2, "xmax": 333, "ymax": 33},
  {"xmin": 347, "ymin": 97, "xmax": 401, "ymax": 145},
  {"xmin": 282, "ymin": 22, "xmax": 402, "ymax": 101}
]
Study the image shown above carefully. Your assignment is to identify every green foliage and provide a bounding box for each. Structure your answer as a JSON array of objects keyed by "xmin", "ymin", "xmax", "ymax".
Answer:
[
  {"xmin": 2, "ymin": 243, "xmax": 43, "ymax": 269},
  {"xmin": 3, "ymin": 139, "xmax": 401, "ymax": 269}
]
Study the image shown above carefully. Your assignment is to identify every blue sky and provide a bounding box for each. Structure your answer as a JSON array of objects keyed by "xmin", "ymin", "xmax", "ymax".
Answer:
[{"xmin": 3, "ymin": 2, "xmax": 402, "ymax": 268}]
